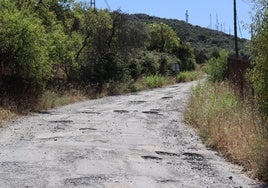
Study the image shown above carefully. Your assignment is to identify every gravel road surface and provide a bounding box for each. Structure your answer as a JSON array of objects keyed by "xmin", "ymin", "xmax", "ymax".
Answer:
[{"xmin": 0, "ymin": 81, "xmax": 266, "ymax": 188}]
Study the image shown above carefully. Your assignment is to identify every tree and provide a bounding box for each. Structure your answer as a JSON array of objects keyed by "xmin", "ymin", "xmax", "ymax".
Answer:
[
  {"xmin": 0, "ymin": 1, "xmax": 52, "ymax": 89},
  {"xmin": 148, "ymin": 23, "xmax": 180, "ymax": 53},
  {"xmin": 75, "ymin": 8, "xmax": 149, "ymax": 84},
  {"xmin": 249, "ymin": 0, "xmax": 268, "ymax": 117}
]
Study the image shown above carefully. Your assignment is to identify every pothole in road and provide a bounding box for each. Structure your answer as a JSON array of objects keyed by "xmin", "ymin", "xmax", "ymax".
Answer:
[
  {"xmin": 155, "ymin": 151, "xmax": 180, "ymax": 157},
  {"xmin": 37, "ymin": 110, "xmax": 57, "ymax": 115},
  {"xmin": 161, "ymin": 96, "xmax": 173, "ymax": 99},
  {"xmin": 53, "ymin": 125, "xmax": 66, "ymax": 132},
  {"xmin": 141, "ymin": 155, "xmax": 163, "ymax": 161},
  {"xmin": 142, "ymin": 111, "xmax": 163, "ymax": 116},
  {"xmin": 159, "ymin": 179, "xmax": 177, "ymax": 183},
  {"xmin": 182, "ymin": 152, "xmax": 211, "ymax": 171},
  {"xmin": 79, "ymin": 127, "xmax": 97, "ymax": 131},
  {"xmin": 129, "ymin": 100, "xmax": 146, "ymax": 104},
  {"xmin": 64, "ymin": 175, "xmax": 108, "ymax": 186},
  {"xmin": 113, "ymin": 110, "xmax": 129, "ymax": 113},
  {"xmin": 80, "ymin": 111, "xmax": 101, "ymax": 115},
  {"xmin": 49, "ymin": 120, "xmax": 73, "ymax": 124},
  {"xmin": 182, "ymin": 152, "xmax": 204, "ymax": 161}
]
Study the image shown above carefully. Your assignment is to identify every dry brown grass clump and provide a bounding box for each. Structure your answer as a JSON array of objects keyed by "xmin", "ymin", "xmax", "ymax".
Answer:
[
  {"xmin": 185, "ymin": 81, "xmax": 268, "ymax": 183},
  {"xmin": 0, "ymin": 108, "xmax": 17, "ymax": 126}
]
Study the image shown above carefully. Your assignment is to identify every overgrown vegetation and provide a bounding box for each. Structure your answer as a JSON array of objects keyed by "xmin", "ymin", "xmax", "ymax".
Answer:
[
  {"xmin": 0, "ymin": 0, "xmax": 199, "ymax": 115},
  {"xmin": 248, "ymin": 0, "xmax": 268, "ymax": 118},
  {"xmin": 185, "ymin": 82, "xmax": 268, "ymax": 182},
  {"xmin": 185, "ymin": 2, "xmax": 268, "ymax": 181},
  {"xmin": 206, "ymin": 50, "xmax": 228, "ymax": 82}
]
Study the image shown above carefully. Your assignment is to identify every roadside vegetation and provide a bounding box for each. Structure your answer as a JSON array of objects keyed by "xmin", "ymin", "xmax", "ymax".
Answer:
[
  {"xmin": 0, "ymin": 0, "xmax": 203, "ymax": 118},
  {"xmin": 0, "ymin": 0, "xmax": 240, "ymax": 132},
  {"xmin": 186, "ymin": 81, "xmax": 268, "ymax": 182},
  {"xmin": 185, "ymin": 1, "xmax": 268, "ymax": 180}
]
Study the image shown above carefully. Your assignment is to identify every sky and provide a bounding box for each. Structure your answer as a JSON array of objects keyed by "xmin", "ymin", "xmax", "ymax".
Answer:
[{"xmin": 83, "ymin": 0, "xmax": 254, "ymax": 39}]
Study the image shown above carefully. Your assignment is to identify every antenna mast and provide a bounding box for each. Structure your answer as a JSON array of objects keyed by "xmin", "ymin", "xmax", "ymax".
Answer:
[
  {"xmin": 185, "ymin": 10, "xmax": 189, "ymax": 23},
  {"xmin": 210, "ymin": 14, "xmax": 212, "ymax": 29},
  {"xmin": 90, "ymin": 0, "xmax": 96, "ymax": 9},
  {"xmin": 215, "ymin": 13, "xmax": 219, "ymax": 31}
]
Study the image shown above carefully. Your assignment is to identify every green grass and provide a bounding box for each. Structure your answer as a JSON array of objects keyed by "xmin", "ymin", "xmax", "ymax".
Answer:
[
  {"xmin": 142, "ymin": 75, "xmax": 167, "ymax": 89},
  {"xmin": 177, "ymin": 71, "xmax": 199, "ymax": 82},
  {"xmin": 185, "ymin": 81, "xmax": 268, "ymax": 183}
]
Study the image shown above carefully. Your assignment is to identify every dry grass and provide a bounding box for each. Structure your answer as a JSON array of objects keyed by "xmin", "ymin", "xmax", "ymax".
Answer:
[
  {"xmin": 0, "ymin": 72, "xmax": 202, "ymax": 125},
  {"xmin": 185, "ymin": 81, "xmax": 268, "ymax": 183},
  {"xmin": 0, "ymin": 108, "xmax": 18, "ymax": 127},
  {"xmin": 36, "ymin": 89, "xmax": 86, "ymax": 110}
]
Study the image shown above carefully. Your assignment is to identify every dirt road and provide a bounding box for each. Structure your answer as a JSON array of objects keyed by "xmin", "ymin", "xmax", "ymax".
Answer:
[{"xmin": 0, "ymin": 81, "xmax": 265, "ymax": 188}]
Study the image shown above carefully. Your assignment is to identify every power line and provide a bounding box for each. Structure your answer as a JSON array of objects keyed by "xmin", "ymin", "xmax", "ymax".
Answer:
[{"xmin": 104, "ymin": 0, "xmax": 111, "ymax": 11}]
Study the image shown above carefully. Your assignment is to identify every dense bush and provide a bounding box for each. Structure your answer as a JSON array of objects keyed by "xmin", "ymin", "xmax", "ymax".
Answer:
[
  {"xmin": 195, "ymin": 49, "xmax": 208, "ymax": 64},
  {"xmin": 248, "ymin": 0, "xmax": 268, "ymax": 117},
  {"xmin": 173, "ymin": 43, "xmax": 196, "ymax": 71},
  {"xmin": 0, "ymin": 1, "xmax": 52, "ymax": 89},
  {"xmin": 148, "ymin": 23, "xmax": 180, "ymax": 53},
  {"xmin": 206, "ymin": 50, "xmax": 228, "ymax": 82}
]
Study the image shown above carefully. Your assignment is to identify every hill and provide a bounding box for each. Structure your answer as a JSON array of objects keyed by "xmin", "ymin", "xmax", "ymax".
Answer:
[{"xmin": 128, "ymin": 13, "xmax": 248, "ymax": 55}]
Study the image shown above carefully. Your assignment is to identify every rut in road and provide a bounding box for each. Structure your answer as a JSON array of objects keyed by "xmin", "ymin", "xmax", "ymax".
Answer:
[{"xmin": 0, "ymin": 81, "xmax": 266, "ymax": 188}]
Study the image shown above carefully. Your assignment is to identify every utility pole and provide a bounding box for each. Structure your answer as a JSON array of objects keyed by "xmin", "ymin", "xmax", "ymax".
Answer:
[
  {"xmin": 90, "ymin": 0, "xmax": 96, "ymax": 10},
  {"xmin": 234, "ymin": 0, "xmax": 239, "ymax": 57}
]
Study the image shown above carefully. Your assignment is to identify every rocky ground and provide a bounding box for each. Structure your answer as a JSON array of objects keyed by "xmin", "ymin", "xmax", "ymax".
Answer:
[{"xmin": 0, "ymin": 81, "xmax": 266, "ymax": 188}]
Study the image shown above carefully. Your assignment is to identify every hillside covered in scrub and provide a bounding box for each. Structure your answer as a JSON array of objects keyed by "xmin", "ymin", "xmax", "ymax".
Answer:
[{"xmin": 128, "ymin": 13, "xmax": 248, "ymax": 55}]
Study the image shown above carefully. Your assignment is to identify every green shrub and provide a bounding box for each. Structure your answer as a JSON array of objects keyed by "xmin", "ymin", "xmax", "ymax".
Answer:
[
  {"xmin": 141, "ymin": 53, "xmax": 159, "ymax": 76},
  {"xmin": 177, "ymin": 71, "xmax": 198, "ymax": 82},
  {"xmin": 173, "ymin": 43, "xmax": 196, "ymax": 71},
  {"xmin": 129, "ymin": 81, "xmax": 143, "ymax": 92},
  {"xmin": 142, "ymin": 75, "xmax": 166, "ymax": 89},
  {"xmin": 159, "ymin": 55, "xmax": 169, "ymax": 76},
  {"xmin": 129, "ymin": 58, "xmax": 142, "ymax": 80},
  {"xmin": 206, "ymin": 50, "xmax": 228, "ymax": 82},
  {"xmin": 0, "ymin": 1, "xmax": 52, "ymax": 89},
  {"xmin": 248, "ymin": 2, "xmax": 268, "ymax": 117}
]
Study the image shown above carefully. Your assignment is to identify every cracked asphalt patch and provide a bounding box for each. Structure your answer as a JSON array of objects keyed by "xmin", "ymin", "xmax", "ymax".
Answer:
[{"xmin": 0, "ymin": 81, "xmax": 266, "ymax": 188}]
